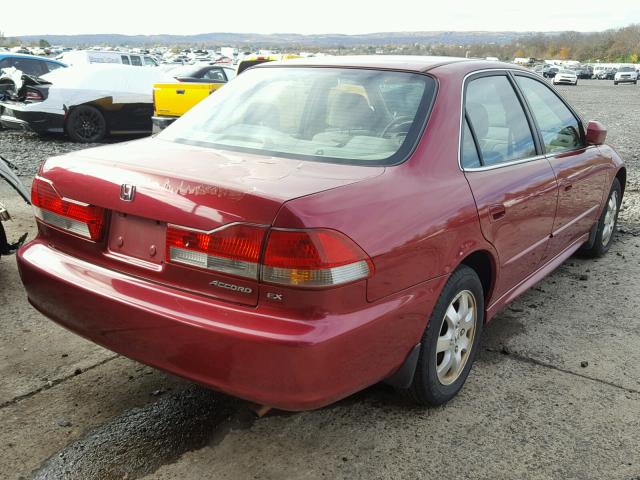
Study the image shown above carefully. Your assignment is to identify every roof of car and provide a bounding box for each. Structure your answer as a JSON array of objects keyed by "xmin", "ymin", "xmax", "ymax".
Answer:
[
  {"xmin": 0, "ymin": 52, "xmax": 66, "ymax": 65},
  {"xmin": 258, "ymin": 55, "xmax": 516, "ymax": 73}
]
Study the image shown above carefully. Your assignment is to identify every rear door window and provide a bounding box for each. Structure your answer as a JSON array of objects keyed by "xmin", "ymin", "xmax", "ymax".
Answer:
[
  {"xmin": 515, "ymin": 75, "xmax": 583, "ymax": 154},
  {"xmin": 465, "ymin": 75, "xmax": 537, "ymax": 166},
  {"xmin": 121, "ymin": 55, "xmax": 131, "ymax": 65},
  {"xmin": 9, "ymin": 58, "xmax": 47, "ymax": 77},
  {"xmin": 130, "ymin": 55, "xmax": 142, "ymax": 66}
]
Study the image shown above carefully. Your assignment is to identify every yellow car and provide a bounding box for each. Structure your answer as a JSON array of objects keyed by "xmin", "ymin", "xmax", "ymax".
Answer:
[{"xmin": 152, "ymin": 55, "xmax": 302, "ymax": 133}]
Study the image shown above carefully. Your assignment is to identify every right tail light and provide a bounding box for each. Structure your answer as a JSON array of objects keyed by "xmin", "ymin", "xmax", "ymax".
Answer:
[{"xmin": 262, "ymin": 229, "xmax": 372, "ymax": 287}]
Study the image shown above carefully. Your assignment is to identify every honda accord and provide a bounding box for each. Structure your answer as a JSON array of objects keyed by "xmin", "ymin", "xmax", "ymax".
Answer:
[{"xmin": 17, "ymin": 56, "xmax": 625, "ymax": 410}]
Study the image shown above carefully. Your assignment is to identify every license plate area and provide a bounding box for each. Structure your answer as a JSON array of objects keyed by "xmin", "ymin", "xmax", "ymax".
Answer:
[{"xmin": 108, "ymin": 213, "xmax": 166, "ymax": 264}]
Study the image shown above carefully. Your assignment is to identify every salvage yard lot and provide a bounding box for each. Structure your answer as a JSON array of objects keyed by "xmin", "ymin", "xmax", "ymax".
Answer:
[{"xmin": 1, "ymin": 79, "xmax": 639, "ymax": 480}]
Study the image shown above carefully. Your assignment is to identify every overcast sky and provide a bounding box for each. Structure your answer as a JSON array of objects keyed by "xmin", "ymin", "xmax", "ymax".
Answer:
[{"xmin": 4, "ymin": 0, "xmax": 640, "ymax": 36}]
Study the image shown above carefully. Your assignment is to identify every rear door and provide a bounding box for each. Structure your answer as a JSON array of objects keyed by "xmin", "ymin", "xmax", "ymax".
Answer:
[
  {"xmin": 462, "ymin": 73, "xmax": 558, "ymax": 298},
  {"xmin": 513, "ymin": 74, "xmax": 607, "ymax": 260}
]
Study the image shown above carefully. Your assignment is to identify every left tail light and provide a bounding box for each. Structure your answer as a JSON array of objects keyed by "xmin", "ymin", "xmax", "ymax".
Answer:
[{"xmin": 31, "ymin": 177, "xmax": 106, "ymax": 241}]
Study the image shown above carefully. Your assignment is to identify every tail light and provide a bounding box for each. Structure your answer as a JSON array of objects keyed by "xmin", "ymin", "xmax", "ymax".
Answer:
[
  {"xmin": 262, "ymin": 229, "xmax": 372, "ymax": 287},
  {"xmin": 31, "ymin": 177, "xmax": 105, "ymax": 241},
  {"xmin": 25, "ymin": 88, "xmax": 44, "ymax": 102},
  {"xmin": 167, "ymin": 224, "xmax": 267, "ymax": 279},
  {"xmin": 166, "ymin": 224, "xmax": 373, "ymax": 288}
]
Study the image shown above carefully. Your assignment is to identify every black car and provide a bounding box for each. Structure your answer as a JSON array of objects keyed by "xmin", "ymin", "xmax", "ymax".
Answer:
[
  {"xmin": 169, "ymin": 64, "xmax": 236, "ymax": 83},
  {"xmin": 597, "ymin": 68, "xmax": 617, "ymax": 80}
]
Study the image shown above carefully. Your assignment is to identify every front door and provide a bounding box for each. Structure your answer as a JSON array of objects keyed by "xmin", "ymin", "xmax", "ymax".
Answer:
[
  {"xmin": 513, "ymin": 74, "xmax": 607, "ymax": 260},
  {"xmin": 462, "ymin": 73, "xmax": 558, "ymax": 298}
]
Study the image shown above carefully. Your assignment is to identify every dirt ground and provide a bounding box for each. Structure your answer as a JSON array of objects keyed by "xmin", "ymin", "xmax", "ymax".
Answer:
[{"xmin": 1, "ymin": 80, "xmax": 639, "ymax": 480}]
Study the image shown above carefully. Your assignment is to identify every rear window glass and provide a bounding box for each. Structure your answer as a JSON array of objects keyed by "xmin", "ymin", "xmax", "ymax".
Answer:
[{"xmin": 159, "ymin": 67, "xmax": 435, "ymax": 166}]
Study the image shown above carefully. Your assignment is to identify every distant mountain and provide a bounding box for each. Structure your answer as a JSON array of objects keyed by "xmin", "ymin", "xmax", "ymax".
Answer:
[{"xmin": 15, "ymin": 31, "xmax": 553, "ymax": 48}]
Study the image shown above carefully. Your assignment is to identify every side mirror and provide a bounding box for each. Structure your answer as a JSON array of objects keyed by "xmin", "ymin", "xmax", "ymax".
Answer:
[{"xmin": 585, "ymin": 120, "xmax": 607, "ymax": 146}]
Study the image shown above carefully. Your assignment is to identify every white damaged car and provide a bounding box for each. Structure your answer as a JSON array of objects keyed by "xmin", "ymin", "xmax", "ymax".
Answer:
[{"xmin": 0, "ymin": 64, "xmax": 173, "ymax": 142}]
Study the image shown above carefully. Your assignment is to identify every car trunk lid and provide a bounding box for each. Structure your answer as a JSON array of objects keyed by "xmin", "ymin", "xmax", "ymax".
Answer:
[{"xmin": 37, "ymin": 137, "xmax": 383, "ymax": 305}]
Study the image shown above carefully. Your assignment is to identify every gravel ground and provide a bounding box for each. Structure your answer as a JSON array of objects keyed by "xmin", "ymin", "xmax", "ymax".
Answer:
[{"xmin": 0, "ymin": 79, "xmax": 639, "ymax": 480}]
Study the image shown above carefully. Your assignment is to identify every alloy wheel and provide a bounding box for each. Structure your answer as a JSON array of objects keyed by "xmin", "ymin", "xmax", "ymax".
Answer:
[
  {"xmin": 602, "ymin": 190, "xmax": 619, "ymax": 246},
  {"xmin": 435, "ymin": 290, "xmax": 477, "ymax": 385}
]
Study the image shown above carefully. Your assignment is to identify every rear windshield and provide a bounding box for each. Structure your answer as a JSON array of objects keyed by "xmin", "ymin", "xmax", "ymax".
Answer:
[{"xmin": 159, "ymin": 67, "xmax": 436, "ymax": 166}]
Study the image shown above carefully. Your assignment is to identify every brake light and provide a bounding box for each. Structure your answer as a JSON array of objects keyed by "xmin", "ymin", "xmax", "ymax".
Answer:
[
  {"xmin": 167, "ymin": 224, "xmax": 267, "ymax": 279},
  {"xmin": 25, "ymin": 89, "xmax": 43, "ymax": 102},
  {"xmin": 166, "ymin": 224, "xmax": 373, "ymax": 287},
  {"xmin": 262, "ymin": 229, "xmax": 372, "ymax": 287},
  {"xmin": 31, "ymin": 177, "xmax": 105, "ymax": 241}
]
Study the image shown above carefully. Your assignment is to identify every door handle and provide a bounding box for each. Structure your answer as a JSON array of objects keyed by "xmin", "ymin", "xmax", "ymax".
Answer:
[
  {"xmin": 489, "ymin": 204, "xmax": 506, "ymax": 222},
  {"xmin": 559, "ymin": 179, "xmax": 573, "ymax": 192},
  {"xmin": 176, "ymin": 89, "xmax": 186, "ymax": 95}
]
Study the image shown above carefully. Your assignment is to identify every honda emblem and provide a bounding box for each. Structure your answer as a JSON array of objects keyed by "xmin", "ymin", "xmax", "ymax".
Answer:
[{"xmin": 120, "ymin": 184, "xmax": 136, "ymax": 201}]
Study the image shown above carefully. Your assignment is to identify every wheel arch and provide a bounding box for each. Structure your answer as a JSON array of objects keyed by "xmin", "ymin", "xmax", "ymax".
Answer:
[
  {"xmin": 615, "ymin": 167, "xmax": 626, "ymax": 198},
  {"xmin": 458, "ymin": 249, "xmax": 497, "ymax": 319},
  {"xmin": 64, "ymin": 100, "xmax": 111, "ymax": 134}
]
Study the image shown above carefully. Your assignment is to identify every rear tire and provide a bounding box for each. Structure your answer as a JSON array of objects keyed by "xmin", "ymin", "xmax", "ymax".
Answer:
[
  {"xmin": 579, "ymin": 178, "xmax": 622, "ymax": 258},
  {"xmin": 614, "ymin": 81, "xmax": 619, "ymax": 85},
  {"xmin": 66, "ymin": 105, "xmax": 107, "ymax": 143},
  {"xmin": 398, "ymin": 266, "xmax": 484, "ymax": 406}
]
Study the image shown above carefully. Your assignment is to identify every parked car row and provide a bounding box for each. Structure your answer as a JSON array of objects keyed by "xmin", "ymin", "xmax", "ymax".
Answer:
[{"xmin": 532, "ymin": 63, "xmax": 640, "ymax": 84}]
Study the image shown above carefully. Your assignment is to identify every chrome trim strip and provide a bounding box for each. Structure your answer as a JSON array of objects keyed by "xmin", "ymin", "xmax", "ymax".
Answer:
[
  {"xmin": 166, "ymin": 221, "xmax": 270, "ymax": 235},
  {"xmin": 550, "ymin": 204, "xmax": 599, "ymax": 237},
  {"xmin": 34, "ymin": 175, "xmax": 90, "ymax": 206},
  {"xmin": 464, "ymin": 154, "xmax": 547, "ymax": 172}
]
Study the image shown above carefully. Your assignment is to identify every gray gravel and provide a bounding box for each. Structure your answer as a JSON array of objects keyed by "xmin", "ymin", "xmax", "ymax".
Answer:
[{"xmin": 0, "ymin": 130, "xmax": 144, "ymax": 176}]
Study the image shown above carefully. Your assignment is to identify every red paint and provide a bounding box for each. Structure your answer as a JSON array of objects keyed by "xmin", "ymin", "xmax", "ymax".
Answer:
[{"xmin": 17, "ymin": 57, "xmax": 625, "ymax": 410}]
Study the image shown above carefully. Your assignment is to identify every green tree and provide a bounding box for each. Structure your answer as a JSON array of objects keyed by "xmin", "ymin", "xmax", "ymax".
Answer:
[{"xmin": 39, "ymin": 39, "xmax": 51, "ymax": 48}]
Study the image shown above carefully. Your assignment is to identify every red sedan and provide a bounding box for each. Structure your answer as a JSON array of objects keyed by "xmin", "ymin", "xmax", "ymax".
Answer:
[{"xmin": 18, "ymin": 57, "xmax": 625, "ymax": 410}]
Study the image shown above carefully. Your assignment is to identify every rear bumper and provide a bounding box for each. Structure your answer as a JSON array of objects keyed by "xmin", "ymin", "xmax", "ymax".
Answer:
[
  {"xmin": 0, "ymin": 105, "xmax": 65, "ymax": 134},
  {"xmin": 17, "ymin": 240, "xmax": 442, "ymax": 410},
  {"xmin": 152, "ymin": 116, "xmax": 177, "ymax": 134}
]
